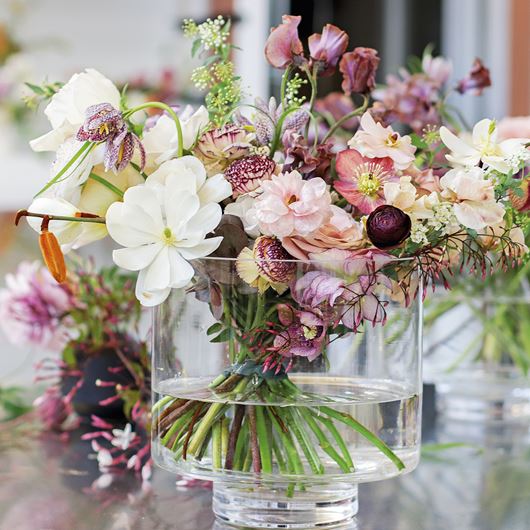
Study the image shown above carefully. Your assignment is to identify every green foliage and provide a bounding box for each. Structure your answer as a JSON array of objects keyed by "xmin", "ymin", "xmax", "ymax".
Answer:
[
  {"xmin": 0, "ymin": 386, "xmax": 31, "ymax": 421},
  {"xmin": 23, "ymin": 81, "xmax": 63, "ymax": 110}
]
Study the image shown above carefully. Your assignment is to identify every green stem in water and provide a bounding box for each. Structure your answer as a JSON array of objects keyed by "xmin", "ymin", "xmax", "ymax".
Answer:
[
  {"xmin": 124, "ymin": 101, "xmax": 184, "ymax": 158},
  {"xmin": 187, "ymin": 402, "xmax": 227, "ymax": 456},
  {"xmin": 255, "ymin": 406, "xmax": 273, "ymax": 474},
  {"xmin": 319, "ymin": 406, "xmax": 405, "ymax": 471},
  {"xmin": 311, "ymin": 411, "xmax": 354, "ymax": 471},
  {"xmin": 212, "ymin": 420, "xmax": 223, "ymax": 469},
  {"xmin": 287, "ymin": 408, "xmax": 325, "ymax": 475}
]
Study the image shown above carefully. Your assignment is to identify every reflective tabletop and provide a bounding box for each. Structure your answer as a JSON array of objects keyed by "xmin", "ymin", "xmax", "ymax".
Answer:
[{"xmin": 1, "ymin": 387, "xmax": 530, "ymax": 530}]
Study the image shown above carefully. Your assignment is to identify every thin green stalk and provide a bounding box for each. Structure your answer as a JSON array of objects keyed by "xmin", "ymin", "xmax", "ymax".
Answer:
[
  {"xmin": 161, "ymin": 409, "xmax": 194, "ymax": 447},
  {"xmin": 88, "ymin": 172, "xmax": 124, "ymax": 198},
  {"xmin": 187, "ymin": 402, "xmax": 227, "ymax": 456},
  {"xmin": 242, "ymin": 443, "xmax": 253, "ymax": 472},
  {"xmin": 35, "ymin": 141, "xmax": 92, "ymax": 197},
  {"xmin": 255, "ymin": 406, "xmax": 272, "ymax": 473},
  {"xmin": 319, "ymin": 406, "xmax": 405, "ymax": 471},
  {"xmin": 312, "ymin": 412, "xmax": 354, "ymax": 471},
  {"xmin": 298, "ymin": 408, "xmax": 352, "ymax": 473},
  {"xmin": 124, "ymin": 101, "xmax": 184, "ymax": 157},
  {"xmin": 266, "ymin": 408, "xmax": 304, "ymax": 476},
  {"xmin": 280, "ymin": 65, "xmax": 292, "ymax": 106},
  {"xmin": 251, "ymin": 294, "xmax": 265, "ymax": 329},
  {"xmin": 287, "ymin": 408, "xmax": 324, "ymax": 475},
  {"xmin": 244, "ymin": 294, "xmax": 256, "ymax": 331},
  {"xmin": 18, "ymin": 211, "xmax": 106, "ymax": 225},
  {"xmin": 152, "ymin": 395, "xmax": 175, "ymax": 414},
  {"xmin": 233, "ymin": 420, "xmax": 249, "ymax": 471},
  {"xmin": 321, "ymin": 95, "xmax": 368, "ymax": 143},
  {"xmin": 221, "ymin": 417, "xmax": 230, "ymax": 457},
  {"xmin": 212, "ymin": 420, "xmax": 223, "ymax": 469}
]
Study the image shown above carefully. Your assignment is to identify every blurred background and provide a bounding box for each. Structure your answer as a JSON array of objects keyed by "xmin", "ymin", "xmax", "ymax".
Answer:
[{"xmin": 0, "ymin": 0, "xmax": 529, "ymax": 385}]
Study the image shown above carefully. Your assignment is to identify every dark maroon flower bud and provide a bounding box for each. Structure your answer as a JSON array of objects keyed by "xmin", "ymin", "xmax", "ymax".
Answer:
[
  {"xmin": 77, "ymin": 102, "xmax": 125, "ymax": 142},
  {"xmin": 366, "ymin": 205, "xmax": 411, "ymax": 249},
  {"xmin": 224, "ymin": 155, "xmax": 276, "ymax": 197},
  {"xmin": 265, "ymin": 15, "xmax": 305, "ymax": 70},
  {"xmin": 456, "ymin": 58, "xmax": 491, "ymax": 95},
  {"xmin": 308, "ymin": 24, "xmax": 349, "ymax": 77},
  {"xmin": 339, "ymin": 47, "xmax": 380, "ymax": 95}
]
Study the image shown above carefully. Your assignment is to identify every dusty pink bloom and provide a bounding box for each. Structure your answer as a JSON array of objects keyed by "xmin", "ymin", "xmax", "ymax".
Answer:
[
  {"xmin": 33, "ymin": 386, "xmax": 72, "ymax": 431},
  {"xmin": 253, "ymin": 170, "xmax": 332, "ymax": 237},
  {"xmin": 224, "ymin": 155, "xmax": 276, "ymax": 197},
  {"xmin": 339, "ymin": 48, "xmax": 380, "ymax": 95},
  {"xmin": 264, "ymin": 15, "xmax": 305, "ymax": 69},
  {"xmin": 422, "ymin": 55, "xmax": 452, "ymax": 85},
  {"xmin": 348, "ymin": 112, "xmax": 416, "ymax": 169},
  {"xmin": 497, "ymin": 116, "xmax": 530, "ymax": 140},
  {"xmin": 456, "ymin": 58, "xmax": 491, "ymax": 95},
  {"xmin": 293, "ymin": 270, "xmax": 345, "ymax": 309},
  {"xmin": 0, "ymin": 261, "xmax": 73, "ymax": 350},
  {"xmin": 407, "ymin": 165, "xmax": 441, "ymax": 194},
  {"xmin": 283, "ymin": 132, "xmax": 334, "ymax": 181},
  {"xmin": 334, "ymin": 148, "xmax": 398, "ymax": 214},
  {"xmin": 283, "ymin": 206, "xmax": 365, "ymax": 260},
  {"xmin": 311, "ymin": 247, "xmax": 394, "ymax": 277},
  {"xmin": 314, "ymin": 92, "xmax": 358, "ymax": 131},
  {"xmin": 194, "ymin": 124, "xmax": 252, "ymax": 175},
  {"xmin": 272, "ymin": 304, "xmax": 326, "ymax": 362},
  {"xmin": 308, "ymin": 24, "xmax": 349, "ymax": 77}
]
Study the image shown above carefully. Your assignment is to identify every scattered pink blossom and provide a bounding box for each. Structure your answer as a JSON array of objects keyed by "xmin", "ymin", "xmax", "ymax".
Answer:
[{"xmin": 309, "ymin": 24, "xmax": 349, "ymax": 77}]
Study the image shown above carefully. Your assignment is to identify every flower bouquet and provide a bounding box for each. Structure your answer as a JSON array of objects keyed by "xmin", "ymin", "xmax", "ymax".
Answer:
[{"xmin": 14, "ymin": 13, "xmax": 530, "ymax": 528}]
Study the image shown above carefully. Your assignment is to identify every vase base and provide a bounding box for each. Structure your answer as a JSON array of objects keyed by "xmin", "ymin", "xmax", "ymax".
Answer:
[{"xmin": 213, "ymin": 482, "xmax": 358, "ymax": 529}]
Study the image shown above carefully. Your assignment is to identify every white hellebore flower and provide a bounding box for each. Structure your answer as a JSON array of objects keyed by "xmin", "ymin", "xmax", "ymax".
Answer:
[
  {"xmin": 383, "ymin": 176, "xmax": 417, "ymax": 211},
  {"xmin": 142, "ymin": 105, "xmax": 209, "ymax": 166},
  {"xmin": 440, "ymin": 166, "xmax": 505, "ymax": 230},
  {"xmin": 107, "ymin": 156, "xmax": 230, "ymax": 306},
  {"xmin": 30, "ymin": 69, "xmax": 121, "ymax": 152},
  {"xmin": 440, "ymin": 119, "xmax": 529, "ymax": 173}
]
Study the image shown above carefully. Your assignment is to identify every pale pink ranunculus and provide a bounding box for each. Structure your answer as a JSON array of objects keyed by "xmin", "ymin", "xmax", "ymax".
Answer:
[
  {"xmin": 348, "ymin": 112, "xmax": 416, "ymax": 170},
  {"xmin": 440, "ymin": 167, "xmax": 505, "ymax": 230},
  {"xmin": 334, "ymin": 148, "xmax": 398, "ymax": 214},
  {"xmin": 497, "ymin": 116, "xmax": 530, "ymax": 141},
  {"xmin": 252, "ymin": 171, "xmax": 332, "ymax": 238},
  {"xmin": 0, "ymin": 261, "xmax": 73, "ymax": 350},
  {"xmin": 282, "ymin": 205, "xmax": 365, "ymax": 260}
]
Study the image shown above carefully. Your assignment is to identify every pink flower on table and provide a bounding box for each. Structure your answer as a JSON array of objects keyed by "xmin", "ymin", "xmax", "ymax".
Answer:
[
  {"xmin": 282, "ymin": 206, "xmax": 365, "ymax": 261},
  {"xmin": 252, "ymin": 170, "xmax": 332, "ymax": 238},
  {"xmin": 334, "ymin": 148, "xmax": 398, "ymax": 214},
  {"xmin": 0, "ymin": 261, "xmax": 73, "ymax": 350},
  {"xmin": 348, "ymin": 112, "xmax": 416, "ymax": 169},
  {"xmin": 308, "ymin": 24, "xmax": 349, "ymax": 77},
  {"xmin": 440, "ymin": 166, "xmax": 505, "ymax": 230},
  {"xmin": 339, "ymin": 47, "xmax": 380, "ymax": 95},
  {"xmin": 264, "ymin": 15, "xmax": 305, "ymax": 69}
]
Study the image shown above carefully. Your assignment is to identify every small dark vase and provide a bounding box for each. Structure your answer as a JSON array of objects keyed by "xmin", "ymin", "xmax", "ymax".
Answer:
[{"xmin": 61, "ymin": 335, "xmax": 138, "ymax": 420}]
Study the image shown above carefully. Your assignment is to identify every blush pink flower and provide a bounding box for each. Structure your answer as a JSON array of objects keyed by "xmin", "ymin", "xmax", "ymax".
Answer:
[
  {"xmin": 339, "ymin": 47, "xmax": 380, "ymax": 95},
  {"xmin": 334, "ymin": 148, "xmax": 398, "ymax": 214},
  {"xmin": 253, "ymin": 171, "xmax": 332, "ymax": 238},
  {"xmin": 282, "ymin": 206, "xmax": 365, "ymax": 260},
  {"xmin": 264, "ymin": 15, "xmax": 305, "ymax": 69},
  {"xmin": 497, "ymin": 116, "xmax": 530, "ymax": 140},
  {"xmin": 348, "ymin": 112, "xmax": 416, "ymax": 169},
  {"xmin": 0, "ymin": 261, "xmax": 73, "ymax": 350},
  {"xmin": 308, "ymin": 24, "xmax": 349, "ymax": 77}
]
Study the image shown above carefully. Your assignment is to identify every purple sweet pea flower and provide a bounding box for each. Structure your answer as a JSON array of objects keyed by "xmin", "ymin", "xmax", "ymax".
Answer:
[
  {"xmin": 293, "ymin": 270, "xmax": 345, "ymax": 309},
  {"xmin": 264, "ymin": 15, "xmax": 305, "ymax": 70},
  {"xmin": 309, "ymin": 24, "xmax": 349, "ymax": 77},
  {"xmin": 77, "ymin": 103, "xmax": 125, "ymax": 142}
]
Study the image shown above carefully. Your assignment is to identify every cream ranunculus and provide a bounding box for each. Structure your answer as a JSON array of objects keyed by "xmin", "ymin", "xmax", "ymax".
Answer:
[
  {"xmin": 106, "ymin": 171, "xmax": 224, "ymax": 306},
  {"xmin": 146, "ymin": 155, "xmax": 232, "ymax": 206},
  {"xmin": 142, "ymin": 105, "xmax": 209, "ymax": 167},
  {"xmin": 440, "ymin": 119, "xmax": 529, "ymax": 173},
  {"xmin": 30, "ymin": 69, "xmax": 121, "ymax": 153},
  {"xmin": 440, "ymin": 166, "xmax": 505, "ymax": 230},
  {"xmin": 383, "ymin": 176, "xmax": 417, "ymax": 211}
]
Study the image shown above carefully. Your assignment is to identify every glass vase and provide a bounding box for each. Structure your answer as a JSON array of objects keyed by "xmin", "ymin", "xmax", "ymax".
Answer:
[
  {"xmin": 424, "ymin": 291, "xmax": 530, "ymax": 424},
  {"xmin": 151, "ymin": 257, "xmax": 423, "ymax": 529}
]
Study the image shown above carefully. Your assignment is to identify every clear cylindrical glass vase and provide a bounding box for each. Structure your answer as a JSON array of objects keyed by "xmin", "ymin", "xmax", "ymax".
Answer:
[{"xmin": 151, "ymin": 257, "xmax": 422, "ymax": 529}]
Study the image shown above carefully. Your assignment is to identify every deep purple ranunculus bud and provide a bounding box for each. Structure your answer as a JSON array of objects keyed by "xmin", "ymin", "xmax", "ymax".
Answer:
[
  {"xmin": 339, "ymin": 47, "xmax": 380, "ymax": 95},
  {"xmin": 366, "ymin": 205, "xmax": 411, "ymax": 249},
  {"xmin": 456, "ymin": 58, "xmax": 492, "ymax": 95}
]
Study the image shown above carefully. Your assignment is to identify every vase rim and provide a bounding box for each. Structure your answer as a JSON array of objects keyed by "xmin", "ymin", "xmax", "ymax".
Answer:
[{"xmin": 191, "ymin": 255, "xmax": 415, "ymax": 265}]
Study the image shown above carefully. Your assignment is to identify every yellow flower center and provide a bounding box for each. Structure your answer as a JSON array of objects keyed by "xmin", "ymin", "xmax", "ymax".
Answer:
[
  {"xmin": 303, "ymin": 325, "xmax": 318, "ymax": 340},
  {"xmin": 385, "ymin": 132, "xmax": 399, "ymax": 147},
  {"xmin": 357, "ymin": 172, "xmax": 381, "ymax": 197},
  {"xmin": 99, "ymin": 123, "xmax": 110, "ymax": 136},
  {"xmin": 163, "ymin": 227, "xmax": 176, "ymax": 245},
  {"xmin": 286, "ymin": 194, "xmax": 298, "ymax": 206}
]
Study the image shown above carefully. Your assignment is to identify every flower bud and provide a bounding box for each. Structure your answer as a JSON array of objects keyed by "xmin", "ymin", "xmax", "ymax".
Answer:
[
  {"xmin": 339, "ymin": 48, "xmax": 380, "ymax": 95},
  {"xmin": 366, "ymin": 205, "xmax": 411, "ymax": 249},
  {"xmin": 456, "ymin": 58, "xmax": 491, "ymax": 95},
  {"xmin": 254, "ymin": 236, "xmax": 296, "ymax": 284},
  {"xmin": 224, "ymin": 155, "xmax": 275, "ymax": 197},
  {"xmin": 39, "ymin": 228, "xmax": 67, "ymax": 283},
  {"xmin": 509, "ymin": 178, "xmax": 530, "ymax": 212}
]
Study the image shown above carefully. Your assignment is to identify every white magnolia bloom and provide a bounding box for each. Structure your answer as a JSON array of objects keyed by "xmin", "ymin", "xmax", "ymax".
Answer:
[
  {"xmin": 107, "ymin": 157, "xmax": 227, "ymax": 306},
  {"xmin": 111, "ymin": 423, "xmax": 136, "ymax": 450},
  {"xmin": 440, "ymin": 119, "xmax": 529, "ymax": 173},
  {"xmin": 146, "ymin": 156, "xmax": 231, "ymax": 206},
  {"xmin": 142, "ymin": 105, "xmax": 209, "ymax": 166},
  {"xmin": 30, "ymin": 68, "xmax": 121, "ymax": 152},
  {"xmin": 440, "ymin": 166, "xmax": 505, "ymax": 230},
  {"xmin": 224, "ymin": 194, "xmax": 260, "ymax": 238}
]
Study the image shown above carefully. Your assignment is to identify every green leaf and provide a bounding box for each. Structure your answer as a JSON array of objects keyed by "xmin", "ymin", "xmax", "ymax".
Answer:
[
  {"xmin": 410, "ymin": 133, "xmax": 428, "ymax": 150},
  {"xmin": 207, "ymin": 322, "xmax": 223, "ymax": 335},
  {"xmin": 191, "ymin": 39, "xmax": 202, "ymax": 58},
  {"xmin": 211, "ymin": 328, "xmax": 233, "ymax": 343},
  {"xmin": 25, "ymin": 82, "xmax": 46, "ymax": 95}
]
